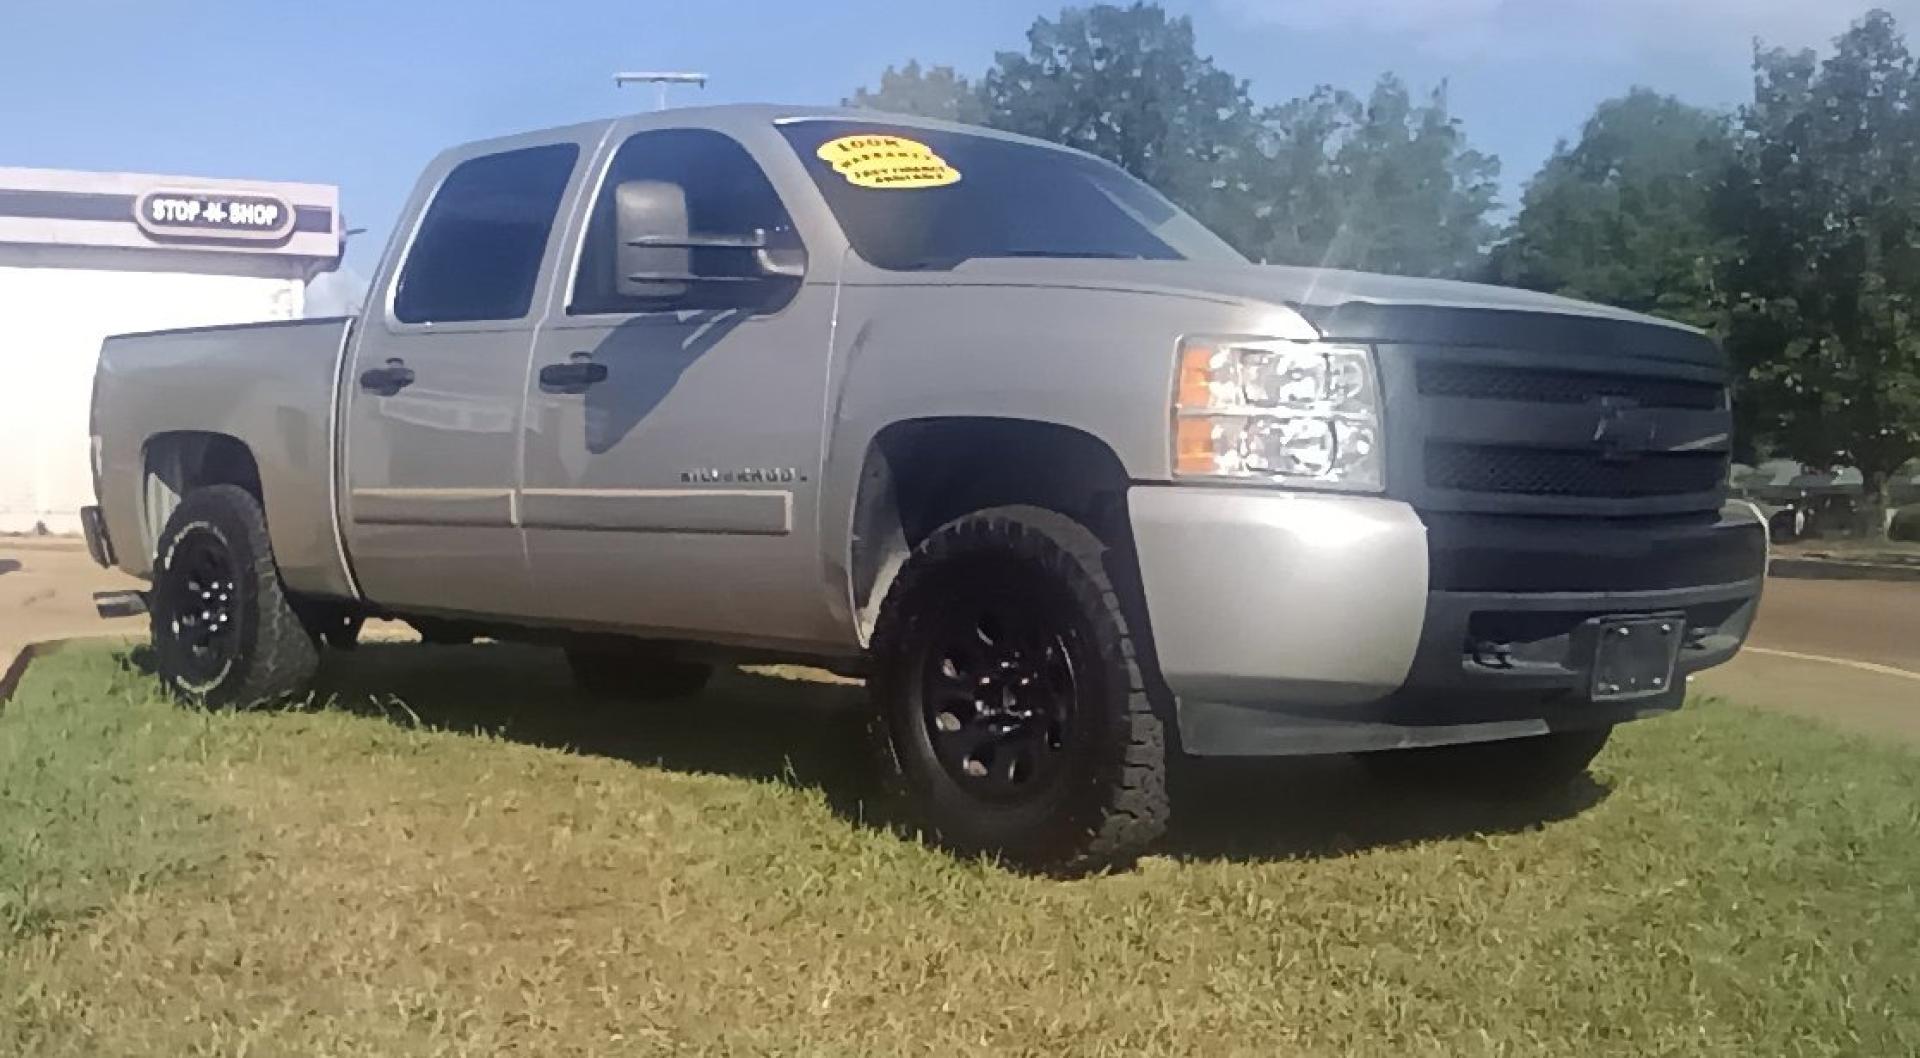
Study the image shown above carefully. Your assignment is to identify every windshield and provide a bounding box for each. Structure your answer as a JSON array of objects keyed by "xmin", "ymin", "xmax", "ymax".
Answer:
[{"xmin": 776, "ymin": 120, "xmax": 1246, "ymax": 271}]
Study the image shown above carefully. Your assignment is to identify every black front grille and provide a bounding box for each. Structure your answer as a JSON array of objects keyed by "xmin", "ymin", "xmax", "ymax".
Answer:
[
  {"xmin": 1417, "ymin": 362, "xmax": 1724, "ymax": 410},
  {"xmin": 1385, "ymin": 340, "xmax": 1733, "ymax": 518},
  {"xmin": 1426, "ymin": 444, "xmax": 1727, "ymax": 498}
]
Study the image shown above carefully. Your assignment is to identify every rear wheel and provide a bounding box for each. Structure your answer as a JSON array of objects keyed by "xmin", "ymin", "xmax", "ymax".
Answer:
[
  {"xmin": 565, "ymin": 642, "xmax": 712, "ymax": 701},
  {"xmin": 149, "ymin": 484, "xmax": 319, "ymax": 707},
  {"xmin": 869, "ymin": 506, "xmax": 1168, "ymax": 873},
  {"xmin": 1357, "ymin": 727, "xmax": 1613, "ymax": 796}
]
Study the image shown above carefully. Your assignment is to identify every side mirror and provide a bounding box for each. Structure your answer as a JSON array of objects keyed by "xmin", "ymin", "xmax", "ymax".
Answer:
[
  {"xmin": 613, "ymin": 179, "xmax": 806, "ymax": 302},
  {"xmin": 614, "ymin": 180, "xmax": 692, "ymax": 301}
]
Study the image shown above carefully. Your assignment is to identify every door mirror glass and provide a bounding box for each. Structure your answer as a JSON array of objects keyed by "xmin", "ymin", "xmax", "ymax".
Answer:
[
  {"xmin": 613, "ymin": 179, "xmax": 807, "ymax": 303},
  {"xmin": 614, "ymin": 180, "xmax": 692, "ymax": 302},
  {"xmin": 576, "ymin": 130, "xmax": 808, "ymax": 316}
]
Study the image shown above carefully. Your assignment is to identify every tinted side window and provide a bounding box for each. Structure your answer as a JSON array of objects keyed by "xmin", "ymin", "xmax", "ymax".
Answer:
[
  {"xmin": 394, "ymin": 143, "xmax": 579, "ymax": 324},
  {"xmin": 571, "ymin": 129, "xmax": 800, "ymax": 315}
]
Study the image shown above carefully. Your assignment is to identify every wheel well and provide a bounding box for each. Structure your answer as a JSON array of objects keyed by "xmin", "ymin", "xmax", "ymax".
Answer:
[
  {"xmin": 849, "ymin": 418, "xmax": 1135, "ymax": 643},
  {"xmin": 140, "ymin": 432, "xmax": 263, "ymax": 561}
]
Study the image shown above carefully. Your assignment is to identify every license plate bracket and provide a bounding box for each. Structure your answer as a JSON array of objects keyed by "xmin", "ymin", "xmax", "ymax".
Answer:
[{"xmin": 1589, "ymin": 615, "xmax": 1684, "ymax": 702}]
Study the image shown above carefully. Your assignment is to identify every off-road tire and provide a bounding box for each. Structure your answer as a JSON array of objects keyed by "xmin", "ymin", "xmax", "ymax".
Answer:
[
  {"xmin": 565, "ymin": 644, "xmax": 713, "ymax": 701},
  {"xmin": 868, "ymin": 505, "xmax": 1169, "ymax": 873},
  {"xmin": 1357, "ymin": 727, "xmax": 1613, "ymax": 797},
  {"xmin": 150, "ymin": 484, "xmax": 319, "ymax": 707}
]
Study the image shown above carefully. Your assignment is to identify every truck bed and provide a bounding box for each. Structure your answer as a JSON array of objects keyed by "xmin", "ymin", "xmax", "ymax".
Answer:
[{"xmin": 92, "ymin": 316, "xmax": 357, "ymax": 597}]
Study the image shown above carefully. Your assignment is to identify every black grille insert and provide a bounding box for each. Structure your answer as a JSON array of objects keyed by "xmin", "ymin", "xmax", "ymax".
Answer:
[
  {"xmin": 1417, "ymin": 362, "xmax": 1724, "ymax": 410},
  {"xmin": 1425, "ymin": 511, "xmax": 1767, "ymax": 592},
  {"xmin": 1426, "ymin": 444, "xmax": 1727, "ymax": 498}
]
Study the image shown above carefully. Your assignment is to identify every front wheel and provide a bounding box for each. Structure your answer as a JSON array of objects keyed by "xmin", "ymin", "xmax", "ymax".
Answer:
[
  {"xmin": 149, "ymin": 484, "xmax": 319, "ymax": 707},
  {"xmin": 868, "ymin": 506, "xmax": 1169, "ymax": 873},
  {"xmin": 1356, "ymin": 727, "xmax": 1613, "ymax": 797}
]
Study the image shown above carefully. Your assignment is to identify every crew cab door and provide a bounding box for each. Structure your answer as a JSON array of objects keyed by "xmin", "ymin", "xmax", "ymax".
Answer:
[
  {"xmin": 518, "ymin": 125, "xmax": 840, "ymax": 645},
  {"xmin": 341, "ymin": 139, "xmax": 587, "ymax": 616}
]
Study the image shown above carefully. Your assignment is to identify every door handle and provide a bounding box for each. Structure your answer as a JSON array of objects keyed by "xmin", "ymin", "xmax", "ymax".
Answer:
[
  {"xmin": 538, "ymin": 353, "xmax": 610, "ymax": 391},
  {"xmin": 359, "ymin": 357, "xmax": 415, "ymax": 395}
]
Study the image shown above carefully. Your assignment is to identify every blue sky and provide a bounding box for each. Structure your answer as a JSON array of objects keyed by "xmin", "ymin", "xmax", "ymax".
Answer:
[{"xmin": 4, "ymin": 0, "xmax": 1909, "ymax": 289}]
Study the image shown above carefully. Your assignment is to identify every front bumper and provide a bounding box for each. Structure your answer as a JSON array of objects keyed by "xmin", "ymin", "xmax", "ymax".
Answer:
[{"xmin": 1128, "ymin": 486, "xmax": 1766, "ymax": 756}]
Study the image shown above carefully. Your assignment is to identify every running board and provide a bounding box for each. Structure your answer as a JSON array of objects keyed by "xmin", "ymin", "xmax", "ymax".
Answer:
[{"xmin": 94, "ymin": 590, "xmax": 149, "ymax": 619}]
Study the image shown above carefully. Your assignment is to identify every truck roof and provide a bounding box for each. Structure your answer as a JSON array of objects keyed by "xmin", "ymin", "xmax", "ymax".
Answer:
[
  {"xmin": 445, "ymin": 103, "xmax": 1078, "ymax": 163},
  {"xmin": 417, "ymin": 105, "xmax": 1706, "ymax": 341}
]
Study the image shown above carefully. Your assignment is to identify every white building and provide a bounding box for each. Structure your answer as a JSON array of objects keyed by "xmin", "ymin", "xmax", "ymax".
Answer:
[{"xmin": 0, "ymin": 167, "xmax": 340, "ymax": 533}]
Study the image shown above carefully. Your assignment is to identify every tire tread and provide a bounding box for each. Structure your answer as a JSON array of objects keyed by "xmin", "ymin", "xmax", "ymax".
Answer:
[
  {"xmin": 152, "ymin": 484, "xmax": 318, "ymax": 707},
  {"xmin": 870, "ymin": 505, "xmax": 1170, "ymax": 872}
]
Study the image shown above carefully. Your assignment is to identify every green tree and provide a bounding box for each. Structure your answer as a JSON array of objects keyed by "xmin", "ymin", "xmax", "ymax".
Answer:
[
  {"xmin": 977, "ymin": 2, "xmax": 1267, "ymax": 251},
  {"xmin": 1251, "ymin": 86, "xmax": 1366, "ymax": 270},
  {"xmin": 1719, "ymin": 9, "xmax": 1920, "ymax": 534},
  {"xmin": 845, "ymin": 61, "xmax": 987, "ymax": 125},
  {"xmin": 848, "ymin": 4, "xmax": 1500, "ymax": 275},
  {"xmin": 1490, "ymin": 89, "xmax": 1732, "ymax": 328},
  {"xmin": 1252, "ymin": 76, "xmax": 1500, "ymax": 278}
]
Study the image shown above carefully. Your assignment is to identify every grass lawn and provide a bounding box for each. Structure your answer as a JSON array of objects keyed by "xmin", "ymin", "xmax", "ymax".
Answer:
[{"xmin": 2, "ymin": 642, "xmax": 1916, "ymax": 1056}]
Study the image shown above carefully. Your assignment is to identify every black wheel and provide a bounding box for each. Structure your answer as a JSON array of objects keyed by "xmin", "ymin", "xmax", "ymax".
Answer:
[
  {"xmin": 1768, "ymin": 507, "xmax": 1804, "ymax": 542},
  {"xmin": 869, "ymin": 505, "xmax": 1168, "ymax": 872},
  {"xmin": 149, "ymin": 484, "xmax": 319, "ymax": 707},
  {"xmin": 1357, "ymin": 727, "xmax": 1613, "ymax": 797},
  {"xmin": 565, "ymin": 642, "xmax": 713, "ymax": 701}
]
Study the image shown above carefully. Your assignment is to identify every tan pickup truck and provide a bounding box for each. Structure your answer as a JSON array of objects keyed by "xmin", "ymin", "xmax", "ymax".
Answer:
[{"xmin": 84, "ymin": 106, "xmax": 1767, "ymax": 869}]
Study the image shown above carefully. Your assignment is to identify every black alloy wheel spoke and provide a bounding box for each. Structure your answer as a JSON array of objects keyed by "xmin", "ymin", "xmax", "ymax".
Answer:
[
  {"xmin": 936, "ymin": 648, "xmax": 979, "ymax": 688},
  {"xmin": 921, "ymin": 594, "xmax": 1080, "ymax": 801},
  {"xmin": 995, "ymin": 724, "xmax": 1047, "ymax": 784},
  {"xmin": 165, "ymin": 530, "xmax": 240, "ymax": 680}
]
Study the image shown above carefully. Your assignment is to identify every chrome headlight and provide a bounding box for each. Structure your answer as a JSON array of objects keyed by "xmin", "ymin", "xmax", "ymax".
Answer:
[{"xmin": 1173, "ymin": 338, "xmax": 1382, "ymax": 490}]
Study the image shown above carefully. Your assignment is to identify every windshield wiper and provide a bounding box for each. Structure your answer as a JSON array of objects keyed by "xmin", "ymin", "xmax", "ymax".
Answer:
[
  {"xmin": 990, "ymin": 249, "xmax": 1143, "ymax": 260},
  {"xmin": 888, "ymin": 249, "xmax": 1144, "ymax": 270},
  {"xmin": 889, "ymin": 256, "xmax": 965, "ymax": 271}
]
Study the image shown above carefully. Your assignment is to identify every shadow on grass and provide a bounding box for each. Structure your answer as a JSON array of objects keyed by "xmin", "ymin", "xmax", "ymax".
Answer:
[
  {"xmin": 1159, "ymin": 756, "xmax": 1608, "ymax": 862},
  {"xmin": 138, "ymin": 640, "xmax": 1611, "ymax": 866}
]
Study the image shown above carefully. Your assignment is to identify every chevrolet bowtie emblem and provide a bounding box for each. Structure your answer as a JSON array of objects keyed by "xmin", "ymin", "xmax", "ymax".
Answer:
[{"xmin": 1592, "ymin": 395, "xmax": 1658, "ymax": 461}]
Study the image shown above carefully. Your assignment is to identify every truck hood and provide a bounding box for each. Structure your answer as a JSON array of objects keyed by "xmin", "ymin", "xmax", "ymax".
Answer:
[{"xmin": 931, "ymin": 258, "xmax": 1706, "ymax": 349}]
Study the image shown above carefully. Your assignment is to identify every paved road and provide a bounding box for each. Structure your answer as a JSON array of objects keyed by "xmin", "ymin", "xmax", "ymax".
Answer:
[
  {"xmin": 1745, "ymin": 577, "xmax": 1920, "ymax": 673},
  {"xmin": 1693, "ymin": 576, "xmax": 1920, "ymax": 743},
  {"xmin": 0, "ymin": 538, "xmax": 142, "ymax": 668},
  {"xmin": 4, "ymin": 536, "xmax": 1917, "ymax": 741}
]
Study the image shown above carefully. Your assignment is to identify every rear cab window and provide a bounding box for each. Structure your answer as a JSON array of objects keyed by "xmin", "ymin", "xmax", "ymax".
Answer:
[{"xmin": 393, "ymin": 143, "xmax": 580, "ymax": 324}]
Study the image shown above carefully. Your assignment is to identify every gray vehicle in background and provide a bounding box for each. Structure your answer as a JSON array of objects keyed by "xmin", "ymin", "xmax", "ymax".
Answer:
[{"xmin": 83, "ymin": 106, "xmax": 1767, "ymax": 869}]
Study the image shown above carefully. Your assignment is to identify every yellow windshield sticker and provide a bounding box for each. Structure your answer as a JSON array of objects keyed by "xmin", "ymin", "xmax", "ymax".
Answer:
[{"xmin": 816, "ymin": 135, "xmax": 961, "ymax": 189}]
